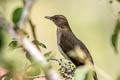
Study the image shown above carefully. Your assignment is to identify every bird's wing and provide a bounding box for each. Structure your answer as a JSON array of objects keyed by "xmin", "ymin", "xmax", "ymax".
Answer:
[{"xmin": 60, "ymin": 31, "xmax": 94, "ymax": 65}]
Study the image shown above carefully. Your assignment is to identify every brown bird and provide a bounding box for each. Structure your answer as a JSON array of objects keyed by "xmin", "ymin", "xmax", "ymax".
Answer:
[{"xmin": 45, "ymin": 15, "xmax": 98, "ymax": 80}]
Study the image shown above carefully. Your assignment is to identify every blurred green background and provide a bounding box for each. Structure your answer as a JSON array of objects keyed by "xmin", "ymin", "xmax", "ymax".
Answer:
[{"xmin": 0, "ymin": 0, "xmax": 120, "ymax": 80}]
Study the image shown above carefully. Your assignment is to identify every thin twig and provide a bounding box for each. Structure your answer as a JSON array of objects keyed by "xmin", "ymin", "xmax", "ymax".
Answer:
[
  {"xmin": 22, "ymin": 0, "xmax": 41, "ymax": 50},
  {"xmin": 28, "ymin": 19, "xmax": 40, "ymax": 50},
  {"xmin": 24, "ymin": 75, "xmax": 45, "ymax": 79},
  {"xmin": 48, "ymin": 58, "xmax": 66, "ymax": 67},
  {"xmin": 29, "ymin": 20, "xmax": 37, "ymax": 40}
]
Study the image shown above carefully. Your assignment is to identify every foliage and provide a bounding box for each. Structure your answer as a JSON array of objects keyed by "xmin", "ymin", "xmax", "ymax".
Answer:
[
  {"xmin": 117, "ymin": 75, "xmax": 120, "ymax": 80},
  {"xmin": 44, "ymin": 51, "xmax": 52, "ymax": 59},
  {"xmin": 111, "ymin": 20, "xmax": 120, "ymax": 54},
  {"xmin": 0, "ymin": 28, "xmax": 17, "ymax": 80},
  {"xmin": 12, "ymin": 7, "xmax": 23, "ymax": 24},
  {"xmin": 8, "ymin": 41, "xmax": 18, "ymax": 49},
  {"xmin": 32, "ymin": 40, "xmax": 47, "ymax": 49},
  {"xmin": 74, "ymin": 65, "xmax": 93, "ymax": 80}
]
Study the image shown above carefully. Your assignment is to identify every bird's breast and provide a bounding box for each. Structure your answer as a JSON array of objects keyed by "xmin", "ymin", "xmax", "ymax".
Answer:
[
  {"xmin": 56, "ymin": 28, "xmax": 70, "ymax": 59},
  {"xmin": 56, "ymin": 27, "xmax": 62, "ymax": 44}
]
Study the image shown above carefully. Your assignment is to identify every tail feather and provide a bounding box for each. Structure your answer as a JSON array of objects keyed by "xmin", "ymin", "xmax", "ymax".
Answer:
[{"xmin": 94, "ymin": 72, "xmax": 98, "ymax": 80}]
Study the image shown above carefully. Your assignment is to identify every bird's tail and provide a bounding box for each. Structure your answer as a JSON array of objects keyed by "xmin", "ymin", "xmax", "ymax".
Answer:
[{"xmin": 94, "ymin": 72, "xmax": 98, "ymax": 80}]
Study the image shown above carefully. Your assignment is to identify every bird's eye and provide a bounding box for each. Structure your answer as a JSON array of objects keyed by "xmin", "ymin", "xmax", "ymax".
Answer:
[{"xmin": 54, "ymin": 17, "xmax": 58, "ymax": 20}]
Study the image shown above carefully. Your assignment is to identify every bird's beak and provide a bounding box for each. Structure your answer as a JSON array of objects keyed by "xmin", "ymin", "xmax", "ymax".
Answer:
[{"xmin": 44, "ymin": 16, "xmax": 52, "ymax": 20}]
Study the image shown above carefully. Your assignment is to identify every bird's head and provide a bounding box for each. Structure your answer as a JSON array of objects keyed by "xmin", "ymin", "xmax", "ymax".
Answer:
[{"xmin": 45, "ymin": 15, "xmax": 70, "ymax": 29}]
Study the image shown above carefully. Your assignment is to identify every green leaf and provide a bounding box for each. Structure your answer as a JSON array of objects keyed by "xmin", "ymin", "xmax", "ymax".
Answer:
[
  {"xmin": 39, "ymin": 42, "xmax": 47, "ymax": 48},
  {"xmin": 112, "ymin": 34, "xmax": 118, "ymax": 53},
  {"xmin": 74, "ymin": 66, "xmax": 93, "ymax": 80},
  {"xmin": 32, "ymin": 40, "xmax": 47, "ymax": 49},
  {"xmin": 85, "ymin": 70, "xmax": 94, "ymax": 80},
  {"xmin": 111, "ymin": 20, "xmax": 120, "ymax": 54},
  {"xmin": 8, "ymin": 41, "xmax": 18, "ymax": 49},
  {"xmin": 117, "ymin": 75, "xmax": 120, "ymax": 80},
  {"xmin": 12, "ymin": 7, "xmax": 23, "ymax": 24},
  {"xmin": 26, "ymin": 52, "xmax": 33, "ymax": 63},
  {"xmin": 44, "ymin": 51, "xmax": 52, "ymax": 59}
]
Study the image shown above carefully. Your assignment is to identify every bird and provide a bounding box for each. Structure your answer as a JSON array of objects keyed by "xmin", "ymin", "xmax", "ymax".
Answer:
[{"xmin": 45, "ymin": 15, "xmax": 98, "ymax": 80}]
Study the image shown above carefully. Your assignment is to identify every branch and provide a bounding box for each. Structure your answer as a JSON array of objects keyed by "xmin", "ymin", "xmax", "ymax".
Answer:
[
  {"xmin": 0, "ymin": 11, "xmax": 61, "ymax": 80},
  {"xmin": 0, "ymin": 12, "xmax": 20, "ymax": 41},
  {"xmin": 18, "ymin": 0, "xmax": 33, "ymax": 29}
]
